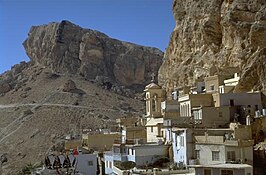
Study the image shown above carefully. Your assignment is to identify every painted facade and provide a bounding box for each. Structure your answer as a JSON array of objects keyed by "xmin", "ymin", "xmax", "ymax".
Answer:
[
  {"xmin": 172, "ymin": 128, "xmax": 194, "ymax": 167},
  {"xmin": 194, "ymin": 125, "xmax": 254, "ymax": 166},
  {"xmin": 104, "ymin": 143, "xmax": 169, "ymax": 174}
]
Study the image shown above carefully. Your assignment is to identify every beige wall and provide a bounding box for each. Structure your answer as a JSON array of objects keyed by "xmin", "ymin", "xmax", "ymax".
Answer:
[
  {"xmin": 225, "ymin": 146, "xmax": 253, "ymax": 165},
  {"xmin": 125, "ymin": 127, "xmax": 146, "ymax": 140},
  {"xmin": 82, "ymin": 133, "xmax": 120, "ymax": 151},
  {"xmin": 195, "ymin": 106, "xmax": 231, "ymax": 128},
  {"xmin": 195, "ymin": 135, "xmax": 224, "ymax": 144},
  {"xmin": 196, "ymin": 143, "xmax": 253, "ymax": 165},
  {"xmin": 146, "ymin": 124, "xmax": 164, "ymax": 143},
  {"xmin": 116, "ymin": 117, "xmax": 138, "ymax": 127},
  {"xmin": 65, "ymin": 140, "xmax": 82, "ymax": 150},
  {"xmin": 213, "ymin": 92, "xmax": 263, "ymax": 110},
  {"xmin": 190, "ymin": 94, "xmax": 213, "ymax": 107},
  {"xmin": 195, "ymin": 144, "xmax": 225, "ymax": 165},
  {"xmin": 219, "ymin": 85, "xmax": 234, "ymax": 94},
  {"xmin": 147, "ymin": 126, "xmax": 159, "ymax": 143},
  {"xmin": 205, "ymin": 75, "xmax": 225, "ymax": 93},
  {"xmin": 179, "ymin": 94, "xmax": 213, "ymax": 117}
]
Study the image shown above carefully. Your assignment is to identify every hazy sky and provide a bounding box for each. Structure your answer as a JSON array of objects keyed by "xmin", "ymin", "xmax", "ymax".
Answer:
[{"xmin": 0, "ymin": 0, "xmax": 175, "ymax": 73}]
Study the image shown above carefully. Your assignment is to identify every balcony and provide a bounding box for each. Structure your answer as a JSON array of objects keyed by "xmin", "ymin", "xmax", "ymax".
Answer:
[
  {"xmin": 189, "ymin": 159, "xmax": 200, "ymax": 165},
  {"xmin": 224, "ymin": 139, "xmax": 254, "ymax": 146},
  {"xmin": 113, "ymin": 139, "xmax": 146, "ymax": 145}
]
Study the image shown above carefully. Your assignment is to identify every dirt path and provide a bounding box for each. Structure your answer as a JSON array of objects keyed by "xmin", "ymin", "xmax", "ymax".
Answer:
[{"xmin": 0, "ymin": 91, "xmax": 122, "ymax": 144}]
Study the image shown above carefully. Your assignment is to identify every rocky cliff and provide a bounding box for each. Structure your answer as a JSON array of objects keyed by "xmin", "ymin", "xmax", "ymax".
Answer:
[
  {"xmin": 159, "ymin": 0, "xmax": 266, "ymax": 93},
  {"xmin": 23, "ymin": 20, "xmax": 163, "ymax": 87}
]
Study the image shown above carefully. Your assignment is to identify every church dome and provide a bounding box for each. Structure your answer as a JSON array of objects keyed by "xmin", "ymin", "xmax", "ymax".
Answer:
[{"xmin": 145, "ymin": 82, "xmax": 161, "ymax": 90}]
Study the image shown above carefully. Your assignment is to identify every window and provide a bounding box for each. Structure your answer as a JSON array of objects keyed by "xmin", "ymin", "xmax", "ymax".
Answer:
[
  {"xmin": 122, "ymin": 148, "xmax": 127, "ymax": 153},
  {"xmin": 230, "ymin": 99, "xmax": 234, "ymax": 106},
  {"xmin": 195, "ymin": 150, "xmax": 200, "ymax": 159},
  {"xmin": 204, "ymin": 169, "xmax": 212, "ymax": 175},
  {"xmin": 129, "ymin": 148, "xmax": 132, "ymax": 155},
  {"xmin": 152, "ymin": 99, "xmax": 156, "ymax": 112},
  {"xmin": 227, "ymin": 151, "xmax": 236, "ymax": 161},
  {"xmin": 221, "ymin": 170, "xmax": 233, "ymax": 175},
  {"xmin": 175, "ymin": 135, "xmax": 178, "ymax": 148},
  {"xmin": 210, "ymin": 85, "xmax": 215, "ymax": 91},
  {"xmin": 129, "ymin": 148, "xmax": 135, "ymax": 155},
  {"xmin": 219, "ymin": 112, "xmax": 223, "ymax": 118},
  {"xmin": 255, "ymin": 105, "xmax": 259, "ymax": 111},
  {"xmin": 151, "ymin": 126, "xmax": 153, "ymax": 132},
  {"xmin": 109, "ymin": 161, "xmax": 112, "ymax": 168},
  {"xmin": 212, "ymin": 151, "xmax": 220, "ymax": 161},
  {"xmin": 88, "ymin": 161, "xmax": 93, "ymax": 166},
  {"xmin": 201, "ymin": 86, "xmax": 205, "ymax": 92},
  {"xmin": 180, "ymin": 136, "xmax": 184, "ymax": 147}
]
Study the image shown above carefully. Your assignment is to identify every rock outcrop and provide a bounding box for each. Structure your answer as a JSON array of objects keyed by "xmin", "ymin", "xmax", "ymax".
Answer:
[
  {"xmin": 62, "ymin": 79, "xmax": 77, "ymax": 92},
  {"xmin": 159, "ymin": 0, "xmax": 266, "ymax": 93},
  {"xmin": 0, "ymin": 81, "xmax": 11, "ymax": 94},
  {"xmin": 23, "ymin": 20, "xmax": 163, "ymax": 87}
]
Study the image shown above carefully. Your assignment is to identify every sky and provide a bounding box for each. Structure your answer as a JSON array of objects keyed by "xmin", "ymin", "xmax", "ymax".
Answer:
[{"xmin": 0, "ymin": 0, "xmax": 175, "ymax": 74}]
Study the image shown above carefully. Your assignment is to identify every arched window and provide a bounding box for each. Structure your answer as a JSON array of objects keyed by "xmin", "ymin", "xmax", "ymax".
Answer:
[
  {"xmin": 152, "ymin": 93, "xmax": 158, "ymax": 112},
  {"xmin": 152, "ymin": 99, "xmax": 156, "ymax": 112}
]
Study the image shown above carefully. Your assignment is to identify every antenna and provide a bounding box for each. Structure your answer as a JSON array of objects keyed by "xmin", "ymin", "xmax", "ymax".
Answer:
[{"xmin": 151, "ymin": 73, "xmax": 156, "ymax": 82}]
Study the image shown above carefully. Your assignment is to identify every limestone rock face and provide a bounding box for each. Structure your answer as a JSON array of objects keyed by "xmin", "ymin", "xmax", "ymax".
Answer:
[
  {"xmin": 0, "ymin": 81, "xmax": 11, "ymax": 94},
  {"xmin": 23, "ymin": 20, "xmax": 163, "ymax": 87},
  {"xmin": 159, "ymin": 0, "xmax": 266, "ymax": 92}
]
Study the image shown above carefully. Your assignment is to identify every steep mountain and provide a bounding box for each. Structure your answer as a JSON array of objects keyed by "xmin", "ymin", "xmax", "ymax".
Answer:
[
  {"xmin": 0, "ymin": 21, "xmax": 163, "ymax": 174},
  {"xmin": 159, "ymin": 0, "xmax": 266, "ymax": 93},
  {"xmin": 23, "ymin": 20, "xmax": 163, "ymax": 87}
]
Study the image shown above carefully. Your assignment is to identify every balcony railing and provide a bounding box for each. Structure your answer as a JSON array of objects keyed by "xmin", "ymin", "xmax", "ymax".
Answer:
[
  {"xmin": 113, "ymin": 139, "xmax": 146, "ymax": 145},
  {"xmin": 189, "ymin": 159, "xmax": 200, "ymax": 165}
]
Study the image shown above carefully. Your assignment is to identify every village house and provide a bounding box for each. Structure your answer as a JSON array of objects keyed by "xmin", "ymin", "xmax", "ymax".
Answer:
[
  {"xmin": 161, "ymin": 99, "xmax": 179, "ymax": 119},
  {"xmin": 116, "ymin": 116, "xmax": 147, "ymax": 144},
  {"xmin": 82, "ymin": 129, "xmax": 120, "ymax": 151},
  {"xmin": 205, "ymin": 75, "xmax": 226, "ymax": 94},
  {"xmin": 193, "ymin": 123, "xmax": 254, "ymax": 166},
  {"xmin": 219, "ymin": 73, "xmax": 240, "ymax": 94},
  {"xmin": 35, "ymin": 149, "xmax": 98, "ymax": 175},
  {"xmin": 212, "ymin": 92, "xmax": 264, "ymax": 124},
  {"xmin": 171, "ymin": 128, "xmax": 194, "ymax": 167},
  {"xmin": 192, "ymin": 106, "xmax": 232, "ymax": 128},
  {"xmin": 104, "ymin": 140, "xmax": 169, "ymax": 174},
  {"xmin": 190, "ymin": 78, "xmax": 206, "ymax": 94},
  {"xmin": 178, "ymin": 93, "xmax": 213, "ymax": 117}
]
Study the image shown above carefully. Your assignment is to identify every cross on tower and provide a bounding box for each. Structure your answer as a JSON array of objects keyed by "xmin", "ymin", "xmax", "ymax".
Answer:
[{"xmin": 151, "ymin": 73, "xmax": 155, "ymax": 82}]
